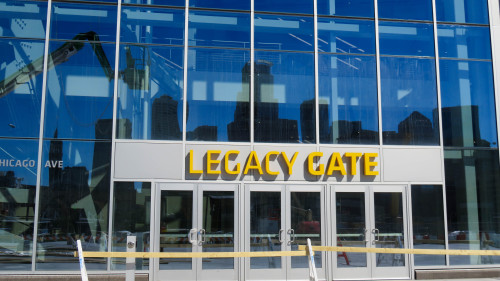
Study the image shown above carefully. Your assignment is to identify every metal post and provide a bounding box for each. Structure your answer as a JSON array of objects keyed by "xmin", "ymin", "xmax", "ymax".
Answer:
[
  {"xmin": 307, "ymin": 238, "xmax": 318, "ymax": 281},
  {"xmin": 126, "ymin": 236, "xmax": 136, "ymax": 281},
  {"xmin": 77, "ymin": 240, "xmax": 89, "ymax": 281}
]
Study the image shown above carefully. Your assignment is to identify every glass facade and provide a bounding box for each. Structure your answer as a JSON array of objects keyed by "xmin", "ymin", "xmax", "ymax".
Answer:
[{"xmin": 0, "ymin": 0, "xmax": 498, "ymax": 275}]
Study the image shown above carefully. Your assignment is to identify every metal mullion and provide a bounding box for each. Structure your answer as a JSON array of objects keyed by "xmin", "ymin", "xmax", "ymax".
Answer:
[
  {"xmin": 373, "ymin": 0, "xmax": 384, "ymax": 176},
  {"xmin": 250, "ymin": 0, "xmax": 255, "ymax": 146},
  {"xmin": 314, "ymin": 0, "xmax": 319, "ymax": 149},
  {"xmin": 431, "ymin": 0, "xmax": 450, "ymax": 267},
  {"xmin": 488, "ymin": 0, "xmax": 500, "ymax": 175},
  {"xmin": 182, "ymin": 0, "xmax": 189, "ymax": 181},
  {"xmin": 107, "ymin": 0, "xmax": 122, "ymax": 272},
  {"xmin": 32, "ymin": 0, "xmax": 53, "ymax": 271}
]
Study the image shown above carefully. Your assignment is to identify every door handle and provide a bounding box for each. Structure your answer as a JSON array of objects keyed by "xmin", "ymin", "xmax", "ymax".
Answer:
[
  {"xmin": 188, "ymin": 228, "xmax": 197, "ymax": 244},
  {"xmin": 279, "ymin": 229, "xmax": 285, "ymax": 243},
  {"xmin": 287, "ymin": 229, "xmax": 295, "ymax": 245},
  {"xmin": 372, "ymin": 228, "xmax": 380, "ymax": 243},
  {"xmin": 363, "ymin": 228, "xmax": 369, "ymax": 243},
  {"xmin": 198, "ymin": 229, "xmax": 206, "ymax": 245}
]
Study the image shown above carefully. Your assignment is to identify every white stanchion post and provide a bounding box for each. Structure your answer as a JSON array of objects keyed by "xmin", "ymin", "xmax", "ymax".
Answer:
[
  {"xmin": 307, "ymin": 238, "xmax": 318, "ymax": 281},
  {"xmin": 77, "ymin": 240, "xmax": 89, "ymax": 281},
  {"xmin": 126, "ymin": 236, "xmax": 136, "ymax": 281}
]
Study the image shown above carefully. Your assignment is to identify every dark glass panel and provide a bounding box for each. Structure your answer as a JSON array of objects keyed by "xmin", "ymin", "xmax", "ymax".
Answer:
[
  {"xmin": 190, "ymin": 0, "xmax": 250, "ymax": 11},
  {"xmin": 438, "ymin": 25, "xmax": 491, "ymax": 60},
  {"xmin": 254, "ymin": 51, "xmax": 315, "ymax": 143},
  {"xmin": 255, "ymin": 0, "xmax": 313, "ymax": 14},
  {"xmin": 43, "ymin": 41, "xmax": 115, "ymax": 140},
  {"xmin": 0, "ymin": 0, "xmax": 47, "ymax": 39},
  {"xmin": 36, "ymin": 140, "xmax": 111, "ymax": 270},
  {"xmin": 255, "ymin": 14, "xmax": 314, "ymax": 52},
  {"xmin": 250, "ymin": 191, "xmax": 281, "ymax": 269},
  {"xmin": 186, "ymin": 48, "xmax": 250, "ymax": 142},
  {"xmin": 445, "ymin": 149, "xmax": 500, "ymax": 265},
  {"xmin": 111, "ymin": 182, "xmax": 151, "ymax": 270},
  {"xmin": 0, "ymin": 139, "xmax": 38, "ymax": 270},
  {"xmin": 440, "ymin": 60, "xmax": 498, "ymax": 148},
  {"xmin": 317, "ymin": 0, "xmax": 374, "ymax": 18},
  {"xmin": 380, "ymin": 57, "xmax": 439, "ymax": 145},
  {"xmin": 379, "ymin": 22, "xmax": 435, "ymax": 57},
  {"xmin": 0, "ymin": 38, "xmax": 44, "ymax": 138},
  {"xmin": 411, "ymin": 185, "xmax": 446, "ymax": 266},
  {"xmin": 378, "ymin": 0, "xmax": 432, "ymax": 21},
  {"xmin": 317, "ymin": 18, "xmax": 375, "ymax": 55},
  {"xmin": 189, "ymin": 10, "xmax": 250, "ymax": 49},
  {"xmin": 318, "ymin": 54, "xmax": 378, "ymax": 144},
  {"xmin": 436, "ymin": 0, "xmax": 489, "ymax": 24},
  {"xmin": 121, "ymin": 7, "xmax": 184, "ymax": 45},
  {"xmin": 50, "ymin": 2, "xmax": 117, "ymax": 42},
  {"xmin": 124, "ymin": 0, "xmax": 184, "ymax": 7},
  {"xmin": 117, "ymin": 45, "xmax": 183, "ymax": 140}
]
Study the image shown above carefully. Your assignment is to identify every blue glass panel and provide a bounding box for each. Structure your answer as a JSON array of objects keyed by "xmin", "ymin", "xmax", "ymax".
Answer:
[
  {"xmin": 317, "ymin": 0, "xmax": 374, "ymax": 18},
  {"xmin": 318, "ymin": 18, "xmax": 375, "ymax": 55},
  {"xmin": 37, "ymin": 140, "xmax": 111, "ymax": 270},
  {"xmin": 190, "ymin": 0, "xmax": 249, "ymax": 10},
  {"xmin": 438, "ymin": 25, "xmax": 491, "ymax": 60},
  {"xmin": 378, "ymin": 0, "xmax": 432, "ymax": 21},
  {"xmin": 379, "ymin": 22, "xmax": 435, "ymax": 57},
  {"xmin": 0, "ymin": 0, "xmax": 48, "ymax": 39},
  {"xmin": 254, "ymin": 51, "xmax": 315, "ymax": 143},
  {"xmin": 0, "ymin": 38, "xmax": 44, "ymax": 138},
  {"xmin": 186, "ymin": 48, "xmax": 249, "ymax": 142},
  {"xmin": 117, "ymin": 45, "xmax": 184, "ymax": 140},
  {"xmin": 440, "ymin": 60, "xmax": 497, "ymax": 147},
  {"xmin": 381, "ymin": 57, "xmax": 439, "ymax": 145},
  {"xmin": 189, "ymin": 11, "xmax": 250, "ymax": 48},
  {"xmin": 121, "ymin": 7, "xmax": 184, "ymax": 45},
  {"xmin": 436, "ymin": 0, "xmax": 488, "ymax": 24},
  {"xmin": 445, "ymin": 149, "xmax": 500, "ymax": 265},
  {"xmin": 125, "ymin": 0, "xmax": 184, "ymax": 6},
  {"xmin": 0, "ymin": 139, "xmax": 38, "ymax": 271},
  {"xmin": 318, "ymin": 54, "xmax": 378, "ymax": 144},
  {"xmin": 255, "ymin": 14, "xmax": 314, "ymax": 52},
  {"xmin": 44, "ymin": 41, "xmax": 115, "ymax": 140},
  {"xmin": 255, "ymin": 0, "xmax": 313, "ymax": 14},
  {"xmin": 50, "ymin": 2, "xmax": 117, "ymax": 42}
]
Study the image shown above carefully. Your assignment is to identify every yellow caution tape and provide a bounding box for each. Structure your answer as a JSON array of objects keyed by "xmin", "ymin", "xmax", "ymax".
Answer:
[{"xmin": 298, "ymin": 246, "xmax": 500, "ymax": 256}]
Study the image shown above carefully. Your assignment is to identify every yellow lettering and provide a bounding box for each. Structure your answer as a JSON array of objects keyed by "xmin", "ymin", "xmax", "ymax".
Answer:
[
  {"xmin": 345, "ymin": 152, "xmax": 362, "ymax": 175},
  {"xmin": 189, "ymin": 150, "xmax": 203, "ymax": 174},
  {"xmin": 206, "ymin": 150, "xmax": 221, "ymax": 175},
  {"xmin": 243, "ymin": 151, "xmax": 263, "ymax": 175},
  {"xmin": 224, "ymin": 150, "xmax": 240, "ymax": 175},
  {"xmin": 265, "ymin": 151, "xmax": 280, "ymax": 175},
  {"xmin": 307, "ymin": 152, "xmax": 324, "ymax": 176},
  {"xmin": 364, "ymin": 153, "xmax": 379, "ymax": 176},
  {"xmin": 281, "ymin": 152, "xmax": 298, "ymax": 175},
  {"xmin": 326, "ymin": 152, "xmax": 346, "ymax": 175}
]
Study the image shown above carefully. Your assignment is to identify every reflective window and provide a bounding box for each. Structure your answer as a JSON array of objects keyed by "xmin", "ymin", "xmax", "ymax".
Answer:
[
  {"xmin": 190, "ymin": 0, "xmax": 250, "ymax": 11},
  {"xmin": 438, "ymin": 25, "xmax": 491, "ymax": 60},
  {"xmin": 317, "ymin": 0, "xmax": 373, "ymax": 18},
  {"xmin": 380, "ymin": 57, "xmax": 439, "ymax": 145},
  {"xmin": 186, "ymin": 48, "xmax": 250, "ymax": 142},
  {"xmin": 255, "ymin": 0, "xmax": 313, "ymax": 14},
  {"xmin": 255, "ymin": 14, "xmax": 314, "ymax": 52},
  {"xmin": 0, "ymin": 39, "xmax": 44, "ymax": 138},
  {"xmin": 44, "ymin": 41, "xmax": 115, "ymax": 140},
  {"xmin": 36, "ymin": 140, "xmax": 111, "ymax": 270},
  {"xmin": 445, "ymin": 149, "xmax": 500, "ymax": 265},
  {"xmin": 50, "ymin": 2, "xmax": 117, "ymax": 42},
  {"xmin": 379, "ymin": 22, "xmax": 435, "ymax": 57},
  {"xmin": 189, "ymin": 11, "xmax": 250, "ymax": 49},
  {"xmin": 411, "ymin": 185, "xmax": 446, "ymax": 266},
  {"xmin": 317, "ymin": 18, "xmax": 375, "ymax": 55},
  {"xmin": 117, "ymin": 45, "xmax": 183, "ymax": 140},
  {"xmin": 0, "ymin": 0, "xmax": 47, "ymax": 39},
  {"xmin": 121, "ymin": 7, "xmax": 184, "ymax": 45},
  {"xmin": 112, "ymin": 182, "xmax": 151, "ymax": 270},
  {"xmin": 377, "ymin": 0, "xmax": 432, "ymax": 21},
  {"xmin": 318, "ymin": 54, "xmax": 378, "ymax": 144},
  {"xmin": 125, "ymin": 0, "xmax": 183, "ymax": 6},
  {"xmin": 440, "ymin": 60, "xmax": 497, "ymax": 148},
  {"xmin": 436, "ymin": 0, "xmax": 489, "ymax": 24},
  {"xmin": 254, "ymin": 52, "xmax": 315, "ymax": 143},
  {"xmin": 0, "ymin": 139, "xmax": 38, "ymax": 271}
]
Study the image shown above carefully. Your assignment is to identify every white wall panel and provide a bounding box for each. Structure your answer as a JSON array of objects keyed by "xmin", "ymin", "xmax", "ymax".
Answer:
[{"xmin": 383, "ymin": 147, "xmax": 442, "ymax": 182}]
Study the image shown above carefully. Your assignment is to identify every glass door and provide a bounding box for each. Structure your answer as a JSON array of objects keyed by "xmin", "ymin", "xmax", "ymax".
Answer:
[
  {"xmin": 333, "ymin": 185, "xmax": 410, "ymax": 280},
  {"xmin": 154, "ymin": 183, "xmax": 238, "ymax": 281},
  {"xmin": 245, "ymin": 184, "xmax": 326, "ymax": 281}
]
